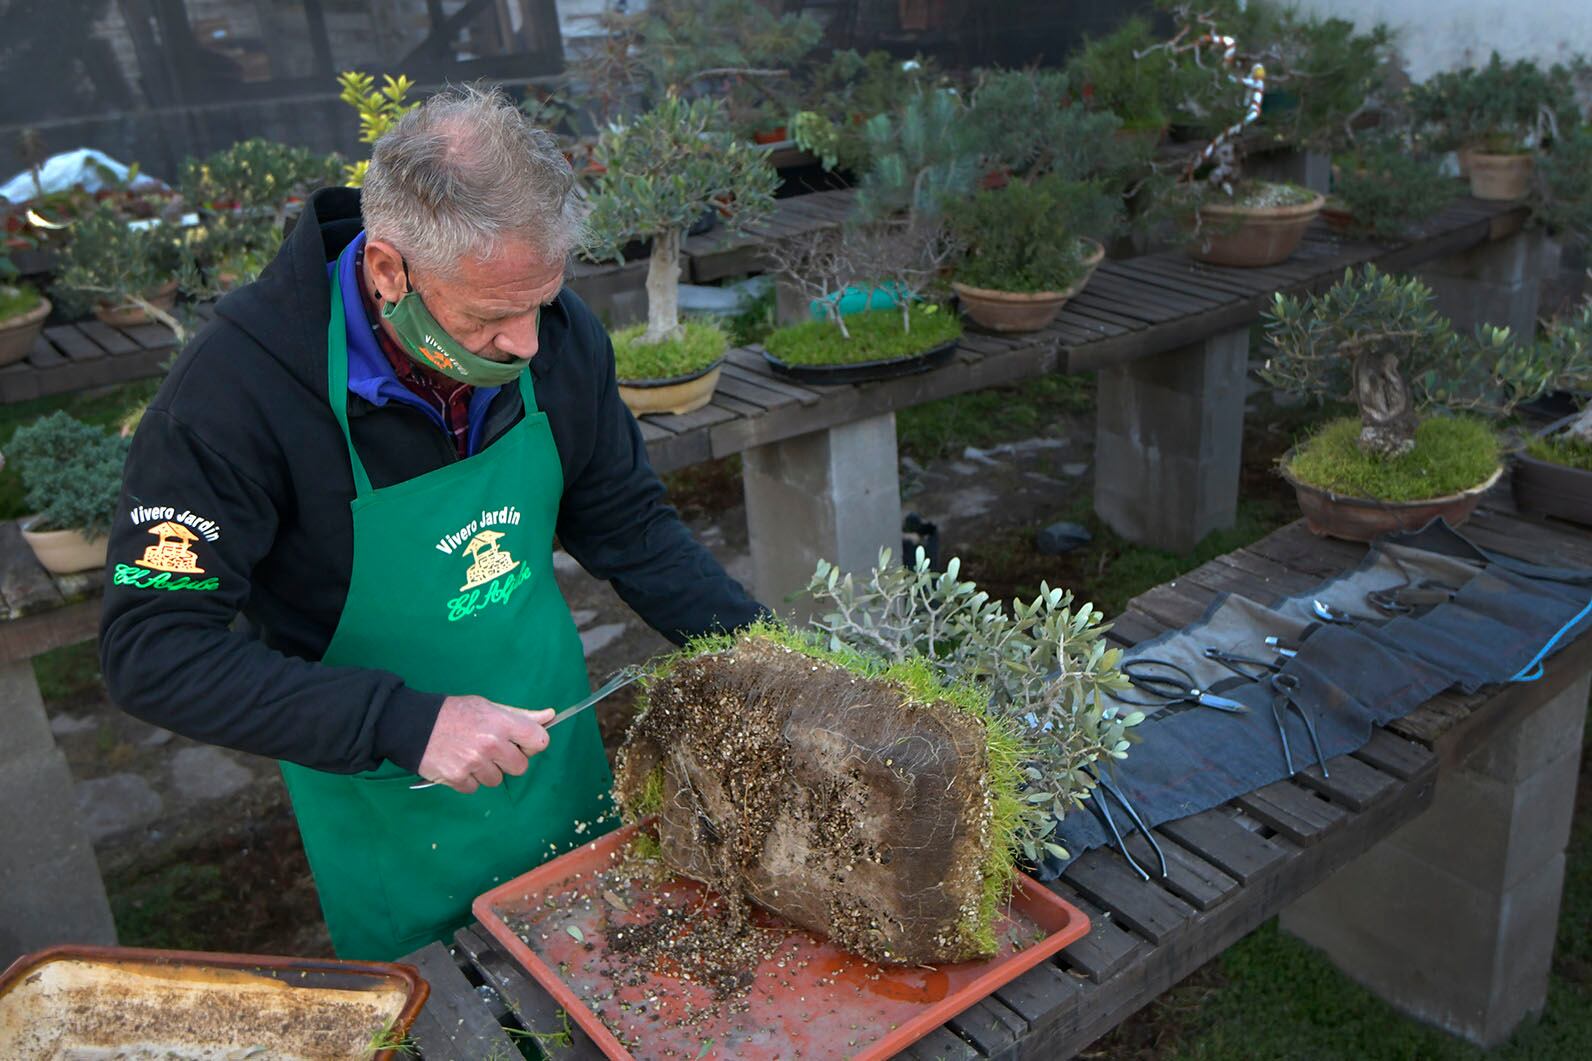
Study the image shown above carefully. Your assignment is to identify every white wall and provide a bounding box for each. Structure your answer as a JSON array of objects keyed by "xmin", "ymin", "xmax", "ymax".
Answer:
[{"xmin": 1292, "ymin": 0, "xmax": 1592, "ymax": 81}]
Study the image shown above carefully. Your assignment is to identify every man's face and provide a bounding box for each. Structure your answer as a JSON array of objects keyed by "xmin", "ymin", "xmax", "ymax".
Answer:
[{"xmin": 365, "ymin": 237, "xmax": 564, "ymax": 364}]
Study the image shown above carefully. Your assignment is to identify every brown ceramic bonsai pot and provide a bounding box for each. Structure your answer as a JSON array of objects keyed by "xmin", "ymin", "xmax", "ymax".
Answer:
[
  {"xmin": 1468, "ymin": 151, "xmax": 1534, "ymax": 201},
  {"xmin": 1320, "ymin": 200, "xmax": 1354, "ymax": 234},
  {"xmin": 1281, "ymin": 459, "xmax": 1502, "ymax": 542},
  {"xmin": 951, "ymin": 239, "xmax": 1105, "ymax": 333},
  {"xmin": 94, "ymin": 279, "xmax": 178, "ymax": 328},
  {"xmin": 618, "ymin": 358, "xmax": 724, "ymax": 417},
  {"xmin": 0, "ymin": 295, "xmax": 49, "ymax": 366},
  {"xmin": 1512, "ymin": 417, "xmax": 1592, "ymax": 527},
  {"xmin": 1188, "ymin": 191, "xmax": 1326, "ymax": 268}
]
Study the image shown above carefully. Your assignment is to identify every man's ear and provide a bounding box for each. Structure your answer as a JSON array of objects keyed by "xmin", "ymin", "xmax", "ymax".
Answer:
[{"xmin": 363, "ymin": 239, "xmax": 408, "ymax": 305}]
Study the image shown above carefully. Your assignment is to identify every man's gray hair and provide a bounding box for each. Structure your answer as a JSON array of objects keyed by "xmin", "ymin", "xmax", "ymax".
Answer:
[{"xmin": 361, "ymin": 83, "xmax": 582, "ymax": 276}]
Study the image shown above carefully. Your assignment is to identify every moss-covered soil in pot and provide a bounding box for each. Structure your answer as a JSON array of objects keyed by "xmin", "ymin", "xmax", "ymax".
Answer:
[
  {"xmin": 0, "ymin": 284, "xmax": 43, "ymax": 323},
  {"xmin": 1285, "ymin": 416, "xmax": 1501, "ymax": 501},
  {"xmin": 1526, "ymin": 433, "xmax": 1592, "ymax": 471},
  {"xmin": 610, "ymin": 320, "xmax": 727, "ymax": 382},
  {"xmin": 763, "ymin": 304, "xmax": 961, "ymax": 367}
]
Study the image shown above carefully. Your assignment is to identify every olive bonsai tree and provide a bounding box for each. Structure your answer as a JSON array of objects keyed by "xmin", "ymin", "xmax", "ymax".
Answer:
[{"xmin": 583, "ymin": 93, "xmax": 778, "ymax": 357}]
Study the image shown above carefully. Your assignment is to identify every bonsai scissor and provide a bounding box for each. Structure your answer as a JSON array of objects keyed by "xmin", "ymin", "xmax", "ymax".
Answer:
[{"xmin": 1114, "ymin": 658, "xmax": 1247, "ymax": 714}]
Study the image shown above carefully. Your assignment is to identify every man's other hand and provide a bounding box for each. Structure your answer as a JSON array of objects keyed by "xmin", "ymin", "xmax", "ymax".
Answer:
[{"xmin": 416, "ymin": 696, "xmax": 556, "ymax": 793}]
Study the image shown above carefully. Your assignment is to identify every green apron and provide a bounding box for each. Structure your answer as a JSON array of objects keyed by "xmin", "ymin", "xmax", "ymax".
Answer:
[{"xmin": 279, "ymin": 279, "xmax": 613, "ymax": 961}]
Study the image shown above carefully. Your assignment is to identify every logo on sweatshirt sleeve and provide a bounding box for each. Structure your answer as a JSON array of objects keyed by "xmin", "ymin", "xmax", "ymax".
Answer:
[{"xmin": 115, "ymin": 507, "xmax": 222, "ymax": 592}]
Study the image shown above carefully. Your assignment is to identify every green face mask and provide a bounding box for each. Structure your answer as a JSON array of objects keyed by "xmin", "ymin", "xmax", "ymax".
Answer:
[{"xmin": 379, "ymin": 262, "xmax": 531, "ymax": 387}]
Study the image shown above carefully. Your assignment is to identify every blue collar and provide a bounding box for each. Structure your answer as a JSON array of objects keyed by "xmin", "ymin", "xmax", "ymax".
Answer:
[{"xmin": 330, "ymin": 231, "xmax": 502, "ymax": 455}]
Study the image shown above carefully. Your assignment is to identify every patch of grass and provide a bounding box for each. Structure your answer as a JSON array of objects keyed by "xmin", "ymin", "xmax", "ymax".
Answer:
[
  {"xmin": 960, "ymin": 497, "xmax": 1291, "ymax": 620},
  {"xmin": 1286, "ymin": 416, "xmax": 1501, "ymax": 502},
  {"xmin": 763, "ymin": 305, "xmax": 962, "ymax": 367},
  {"xmin": 34, "ymin": 639, "xmax": 103, "ymax": 705},
  {"xmin": 1528, "ymin": 433, "xmax": 1592, "ymax": 472},
  {"xmin": 611, "ymin": 320, "xmax": 726, "ymax": 382},
  {"xmin": 0, "ymin": 283, "xmax": 44, "ymax": 320},
  {"xmin": 897, "ymin": 373, "xmax": 1096, "ymax": 461},
  {"xmin": 0, "ymin": 379, "xmax": 157, "ymax": 521}
]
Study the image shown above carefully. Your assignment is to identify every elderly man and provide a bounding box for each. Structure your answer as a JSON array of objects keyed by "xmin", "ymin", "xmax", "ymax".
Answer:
[{"xmin": 99, "ymin": 87, "xmax": 765, "ymax": 960}]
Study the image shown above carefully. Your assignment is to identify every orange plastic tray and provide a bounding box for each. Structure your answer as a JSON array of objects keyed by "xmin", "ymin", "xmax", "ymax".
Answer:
[{"xmin": 474, "ymin": 822, "xmax": 1090, "ymax": 1060}]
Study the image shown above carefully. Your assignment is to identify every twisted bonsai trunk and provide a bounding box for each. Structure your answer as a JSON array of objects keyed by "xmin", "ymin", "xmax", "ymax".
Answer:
[
  {"xmin": 642, "ymin": 226, "xmax": 684, "ymax": 345},
  {"xmin": 1352, "ymin": 346, "xmax": 1418, "ymax": 457},
  {"xmin": 1568, "ymin": 403, "xmax": 1592, "ymax": 444}
]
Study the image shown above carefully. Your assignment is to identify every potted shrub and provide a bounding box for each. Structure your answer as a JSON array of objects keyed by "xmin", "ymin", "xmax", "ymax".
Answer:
[
  {"xmin": 1324, "ymin": 139, "xmax": 1455, "ymax": 239},
  {"xmin": 948, "ymin": 174, "xmax": 1120, "ymax": 333},
  {"xmin": 792, "ymin": 51, "xmax": 940, "ymax": 176},
  {"xmin": 1512, "ymin": 299, "xmax": 1592, "ymax": 524},
  {"xmin": 52, "ymin": 202, "xmax": 183, "ymax": 331},
  {"xmin": 1409, "ymin": 54, "xmax": 1572, "ymax": 200},
  {"xmin": 1066, "ymin": 17, "xmax": 1180, "ymax": 145},
  {"xmin": 0, "ymin": 257, "xmax": 49, "ymax": 366},
  {"xmin": 5, "ymin": 411, "xmax": 131, "ymax": 573},
  {"xmin": 1263, "ymin": 266, "xmax": 1577, "ymax": 540},
  {"xmin": 584, "ymin": 93, "xmax": 778, "ymax": 415}
]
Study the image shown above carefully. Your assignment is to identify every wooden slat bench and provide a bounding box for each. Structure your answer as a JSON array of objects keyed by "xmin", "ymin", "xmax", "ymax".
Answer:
[{"xmin": 396, "ymin": 499, "xmax": 1592, "ymax": 1058}]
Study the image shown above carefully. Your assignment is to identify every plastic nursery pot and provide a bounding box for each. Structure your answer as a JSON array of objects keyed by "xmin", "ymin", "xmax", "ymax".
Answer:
[
  {"xmin": 618, "ymin": 358, "xmax": 724, "ymax": 417},
  {"xmin": 1280, "ymin": 455, "xmax": 1503, "ymax": 542},
  {"xmin": 0, "ymin": 295, "xmax": 50, "ymax": 367},
  {"xmin": 1512, "ymin": 415, "xmax": 1592, "ymax": 527},
  {"xmin": 93, "ymin": 278, "xmax": 178, "ymax": 328},
  {"xmin": 1468, "ymin": 151, "xmax": 1534, "ymax": 201},
  {"xmin": 952, "ymin": 239, "xmax": 1105, "ymax": 334},
  {"xmin": 19, "ymin": 516, "xmax": 108, "ymax": 574},
  {"xmin": 752, "ymin": 126, "xmax": 790, "ymax": 145},
  {"xmin": 1187, "ymin": 191, "xmax": 1325, "ymax": 268}
]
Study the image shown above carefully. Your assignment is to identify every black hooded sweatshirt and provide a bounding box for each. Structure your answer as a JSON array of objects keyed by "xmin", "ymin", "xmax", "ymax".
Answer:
[{"xmin": 98, "ymin": 188, "xmax": 765, "ymax": 775}]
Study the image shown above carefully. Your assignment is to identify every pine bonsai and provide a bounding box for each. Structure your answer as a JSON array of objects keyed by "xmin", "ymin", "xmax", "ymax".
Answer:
[
  {"xmin": 6, "ymin": 412, "xmax": 131, "ymax": 538},
  {"xmin": 583, "ymin": 93, "xmax": 778, "ymax": 357}
]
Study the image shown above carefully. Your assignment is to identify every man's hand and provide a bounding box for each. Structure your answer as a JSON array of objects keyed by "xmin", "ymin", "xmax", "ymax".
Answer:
[{"xmin": 416, "ymin": 696, "xmax": 556, "ymax": 793}]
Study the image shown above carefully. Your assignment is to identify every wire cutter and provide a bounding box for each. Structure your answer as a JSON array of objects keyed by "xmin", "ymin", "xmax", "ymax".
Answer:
[
  {"xmin": 1202, "ymin": 648, "xmax": 1330, "ymax": 778},
  {"xmin": 1082, "ymin": 765, "xmax": 1167, "ymax": 882}
]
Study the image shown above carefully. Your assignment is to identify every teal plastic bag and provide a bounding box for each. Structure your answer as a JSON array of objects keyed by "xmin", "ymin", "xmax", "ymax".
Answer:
[{"xmin": 810, "ymin": 283, "xmax": 909, "ymax": 320}]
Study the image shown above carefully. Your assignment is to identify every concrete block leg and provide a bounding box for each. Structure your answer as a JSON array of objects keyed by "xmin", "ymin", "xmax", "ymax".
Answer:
[
  {"xmin": 1093, "ymin": 326, "xmax": 1248, "ymax": 553},
  {"xmin": 0, "ymin": 659, "xmax": 117, "ymax": 965},
  {"xmin": 1281, "ymin": 673, "xmax": 1591, "ymax": 1048},
  {"xmin": 742, "ymin": 413, "xmax": 903, "ymax": 615},
  {"xmin": 1416, "ymin": 229, "xmax": 1544, "ymax": 340}
]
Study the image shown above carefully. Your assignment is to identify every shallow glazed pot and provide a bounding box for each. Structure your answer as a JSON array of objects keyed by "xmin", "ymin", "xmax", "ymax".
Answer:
[
  {"xmin": 1512, "ymin": 417, "xmax": 1592, "ymax": 527},
  {"xmin": 0, "ymin": 296, "xmax": 50, "ymax": 367},
  {"xmin": 952, "ymin": 240, "xmax": 1105, "ymax": 333},
  {"xmin": 20, "ymin": 515, "xmax": 109, "ymax": 574},
  {"xmin": 93, "ymin": 279, "xmax": 178, "ymax": 329},
  {"xmin": 1281, "ymin": 460, "xmax": 1503, "ymax": 542},
  {"xmin": 1188, "ymin": 191, "xmax": 1326, "ymax": 268},
  {"xmin": 1468, "ymin": 152, "xmax": 1534, "ymax": 201},
  {"xmin": 618, "ymin": 359, "xmax": 723, "ymax": 417}
]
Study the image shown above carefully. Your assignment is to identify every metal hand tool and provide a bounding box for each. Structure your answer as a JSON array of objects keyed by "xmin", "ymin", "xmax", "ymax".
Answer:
[
  {"xmin": 1114, "ymin": 658, "xmax": 1247, "ymax": 714},
  {"xmin": 1082, "ymin": 766, "xmax": 1167, "ymax": 882},
  {"xmin": 1202, "ymin": 648, "xmax": 1328, "ymax": 778}
]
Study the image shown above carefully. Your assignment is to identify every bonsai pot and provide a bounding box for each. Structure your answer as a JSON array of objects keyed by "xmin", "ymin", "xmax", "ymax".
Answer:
[
  {"xmin": 1281, "ymin": 458, "xmax": 1502, "ymax": 542},
  {"xmin": 753, "ymin": 126, "xmax": 790, "ymax": 145},
  {"xmin": 1512, "ymin": 416, "xmax": 1592, "ymax": 526},
  {"xmin": 762, "ymin": 337, "xmax": 959, "ymax": 385},
  {"xmin": 0, "ymin": 295, "xmax": 50, "ymax": 367},
  {"xmin": 19, "ymin": 515, "xmax": 108, "ymax": 574},
  {"xmin": 94, "ymin": 279, "xmax": 178, "ymax": 328},
  {"xmin": 618, "ymin": 358, "xmax": 723, "ymax": 416},
  {"xmin": 1188, "ymin": 191, "xmax": 1325, "ymax": 268},
  {"xmin": 1320, "ymin": 200, "xmax": 1354, "ymax": 234},
  {"xmin": 1467, "ymin": 151, "xmax": 1534, "ymax": 201},
  {"xmin": 952, "ymin": 239, "xmax": 1104, "ymax": 333}
]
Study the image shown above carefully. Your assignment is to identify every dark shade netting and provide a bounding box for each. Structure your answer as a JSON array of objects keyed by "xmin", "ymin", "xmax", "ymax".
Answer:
[{"xmin": 1036, "ymin": 521, "xmax": 1592, "ymax": 879}]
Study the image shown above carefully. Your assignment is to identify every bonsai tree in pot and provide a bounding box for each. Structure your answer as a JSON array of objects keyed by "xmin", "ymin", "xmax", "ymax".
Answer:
[
  {"xmin": 583, "ymin": 92, "xmax": 778, "ymax": 415},
  {"xmin": 1325, "ymin": 136, "xmax": 1456, "ymax": 240},
  {"xmin": 1409, "ymin": 54, "xmax": 1574, "ymax": 200},
  {"xmin": 5, "ymin": 411, "xmax": 131, "ymax": 574},
  {"xmin": 1512, "ymin": 297, "xmax": 1592, "ymax": 525},
  {"xmin": 1143, "ymin": 4, "xmax": 1325, "ymax": 267},
  {"xmin": 1066, "ymin": 16, "xmax": 1183, "ymax": 143},
  {"xmin": 52, "ymin": 201, "xmax": 186, "ymax": 335},
  {"xmin": 947, "ymin": 174, "xmax": 1122, "ymax": 333},
  {"xmin": 0, "ymin": 254, "xmax": 49, "ymax": 367},
  {"xmin": 1263, "ymin": 265, "xmax": 1576, "ymax": 539}
]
